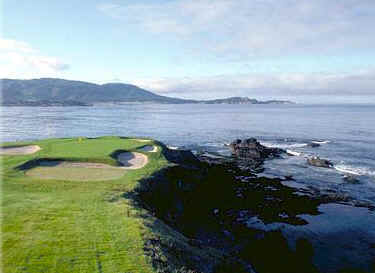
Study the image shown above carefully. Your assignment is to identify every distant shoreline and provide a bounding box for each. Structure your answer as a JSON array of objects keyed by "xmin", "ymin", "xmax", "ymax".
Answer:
[
  {"xmin": 1, "ymin": 100, "xmax": 93, "ymax": 107},
  {"xmin": 2, "ymin": 78, "xmax": 295, "ymax": 106},
  {"xmin": 1, "ymin": 98, "xmax": 294, "ymax": 107}
]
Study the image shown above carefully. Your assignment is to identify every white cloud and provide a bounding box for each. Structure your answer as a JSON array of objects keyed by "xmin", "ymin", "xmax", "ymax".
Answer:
[
  {"xmin": 98, "ymin": 0, "xmax": 375, "ymax": 60},
  {"xmin": 0, "ymin": 38, "xmax": 70, "ymax": 79},
  {"xmin": 128, "ymin": 70, "xmax": 375, "ymax": 100},
  {"xmin": 0, "ymin": 39, "xmax": 34, "ymax": 53},
  {"xmin": 98, "ymin": 0, "xmax": 375, "ymax": 101}
]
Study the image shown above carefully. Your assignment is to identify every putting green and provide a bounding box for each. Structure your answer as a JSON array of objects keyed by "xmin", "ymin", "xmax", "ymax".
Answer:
[{"xmin": 24, "ymin": 150, "xmax": 148, "ymax": 181}]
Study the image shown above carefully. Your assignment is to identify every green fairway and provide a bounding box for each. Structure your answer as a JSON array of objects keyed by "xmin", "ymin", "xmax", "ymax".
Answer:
[{"xmin": 1, "ymin": 136, "xmax": 169, "ymax": 273}]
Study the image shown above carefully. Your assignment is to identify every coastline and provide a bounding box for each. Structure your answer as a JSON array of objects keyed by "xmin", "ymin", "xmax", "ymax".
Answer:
[
  {"xmin": 2, "ymin": 135, "xmax": 374, "ymax": 272},
  {"xmin": 131, "ymin": 141, "xmax": 375, "ymax": 272}
]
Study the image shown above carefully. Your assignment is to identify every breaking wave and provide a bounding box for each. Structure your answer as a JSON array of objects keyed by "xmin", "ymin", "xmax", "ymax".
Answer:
[
  {"xmin": 312, "ymin": 140, "xmax": 331, "ymax": 144},
  {"xmin": 334, "ymin": 164, "xmax": 375, "ymax": 177},
  {"xmin": 286, "ymin": 149, "xmax": 303, "ymax": 156}
]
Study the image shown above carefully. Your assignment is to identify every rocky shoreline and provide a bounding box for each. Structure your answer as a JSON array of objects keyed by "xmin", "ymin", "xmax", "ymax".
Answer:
[{"xmin": 127, "ymin": 139, "xmax": 375, "ymax": 273}]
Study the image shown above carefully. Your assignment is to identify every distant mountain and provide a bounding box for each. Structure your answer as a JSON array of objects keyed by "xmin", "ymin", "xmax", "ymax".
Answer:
[
  {"xmin": 201, "ymin": 97, "xmax": 293, "ymax": 104},
  {"xmin": 202, "ymin": 97, "xmax": 258, "ymax": 104},
  {"xmin": 1, "ymin": 78, "xmax": 294, "ymax": 106},
  {"xmin": 1, "ymin": 78, "xmax": 196, "ymax": 105}
]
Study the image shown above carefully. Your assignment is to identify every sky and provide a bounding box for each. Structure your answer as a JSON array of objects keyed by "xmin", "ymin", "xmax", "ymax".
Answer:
[{"xmin": 1, "ymin": 0, "xmax": 375, "ymax": 103}]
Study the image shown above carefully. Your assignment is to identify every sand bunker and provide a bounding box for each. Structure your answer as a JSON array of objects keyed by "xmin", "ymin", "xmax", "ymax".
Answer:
[
  {"xmin": 38, "ymin": 161, "xmax": 120, "ymax": 169},
  {"xmin": 26, "ymin": 163, "xmax": 126, "ymax": 181},
  {"xmin": 138, "ymin": 145, "xmax": 158, "ymax": 153},
  {"xmin": 128, "ymin": 138, "xmax": 151, "ymax": 142},
  {"xmin": 117, "ymin": 152, "xmax": 148, "ymax": 169},
  {"xmin": 25, "ymin": 152, "xmax": 148, "ymax": 181},
  {"xmin": 0, "ymin": 145, "xmax": 41, "ymax": 155}
]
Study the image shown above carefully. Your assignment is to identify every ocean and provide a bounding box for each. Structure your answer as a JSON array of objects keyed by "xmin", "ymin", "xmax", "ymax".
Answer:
[{"xmin": 2, "ymin": 103, "xmax": 374, "ymax": 205}]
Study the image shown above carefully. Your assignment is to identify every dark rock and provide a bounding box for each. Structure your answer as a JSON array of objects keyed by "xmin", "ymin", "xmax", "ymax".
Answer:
[
  {"xmin": 226, "ymin": 138, "xmax": 285, "ymax": 171},
  {"xmin": 343, "ymin": 175, "xmax": 360, "ymax": 183},
  {"xmin": 283, "ymin": 175, "xmax": 295, "ymax": 181},
  {"xmin": 188, "ymin": 239, "xmax": 204, "ymax": 249},
  {"xmin": 307, "ymin": 142, "xmax": 320, "ymax": 148},
  {"xmin": 229, "ymin": 138, "xmax": 284, "ymax": 161},
  {"xmin": 307, "ymin": 157, "xmax": 333, "ymax": 168},
  {"xmin": 158, "ymin": 143, "xmax": 201, "ymax": 168}
]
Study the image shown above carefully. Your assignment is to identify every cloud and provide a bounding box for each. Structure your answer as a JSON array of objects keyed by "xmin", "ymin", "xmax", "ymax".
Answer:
[
  {"xmin": 0, "ymin": 38, "xmax": 70, "ymax": 79},
  {"xmin": 0, "ymin": 39, "xmax": 35, "ymax": 53},
  {"xmin": 99, "ymin": 0, "xmax": 375, "ymax": 102},
  {"xmin": 128, "ymin": 70, "xmax": 375, "ymax": 100},
  {"xmin": 98, "ymin": 0, "xmax": 375, "ymax": 60}
]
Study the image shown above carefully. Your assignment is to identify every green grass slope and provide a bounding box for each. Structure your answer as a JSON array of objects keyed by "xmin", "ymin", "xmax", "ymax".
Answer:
[{"xmin": 1, "ymin": 137, "xmax": 169, "ymax": 273}]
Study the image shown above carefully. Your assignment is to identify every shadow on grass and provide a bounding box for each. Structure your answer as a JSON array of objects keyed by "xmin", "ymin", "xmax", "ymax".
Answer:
[
  {"xmin": 16, "ymin": 158, "xmax": 64, "ymax": 170},
  {"xmin": 1, "ymin": 144, "xmax": 31, "ymax": 148},
  {"xmin": 110, "ymin": 149, "xmax": 135, "ymax": 167}
]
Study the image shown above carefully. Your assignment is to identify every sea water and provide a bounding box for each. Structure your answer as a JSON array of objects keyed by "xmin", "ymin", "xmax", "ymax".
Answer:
[{"xmin": 2, "ymin": 103, "xmax": 375, "ymax": 204}]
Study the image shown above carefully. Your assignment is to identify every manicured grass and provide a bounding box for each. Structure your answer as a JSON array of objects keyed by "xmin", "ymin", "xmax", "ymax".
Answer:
[{"xmin": 1, "ymin": 136, "xmax": 169, "ymax": 273}]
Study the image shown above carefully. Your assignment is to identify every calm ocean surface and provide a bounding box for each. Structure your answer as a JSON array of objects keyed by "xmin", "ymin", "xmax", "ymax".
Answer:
[{"xmin": 2, "ymin": 103, "xmax": 375, "ymax": 205}]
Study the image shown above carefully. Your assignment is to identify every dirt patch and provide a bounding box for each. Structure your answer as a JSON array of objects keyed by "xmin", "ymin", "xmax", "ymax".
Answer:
[
  {"xmin": 139, "ymin": 145, "xmax": 158, "ymax": 153},
  {"xmin": 0, "ymin": 145, "xmax": 41, "ymax": 155}
]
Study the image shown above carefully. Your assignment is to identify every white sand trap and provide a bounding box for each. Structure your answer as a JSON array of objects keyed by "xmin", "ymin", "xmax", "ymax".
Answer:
[
  {"xmin": 26, "ymin": 152, "xmax": 148, "ymax": 181},
  {"xmin": 0, "ymin": 145, "xmax": 41, "ymax": 155},
  {"xmin": 36, "ymin": 152, "xmax": 148, "ymax": 171},
  {"xmin": 38, "ymin": 161, "xmax": 120, "ymax": 169},
  {"xmin": 26, "ymin": 161, "xmax": 126, "ymax": 181},
  {"xmin": 138, "ymin": 145, "xmax": 158, "ymax": 153},
  {"xmin": 117, "ymin": 152, "xmax": 148, "ymax": 169},
  {"xmin": 128, "ymin": 138, "xmax": 152, "ymax": 142}
]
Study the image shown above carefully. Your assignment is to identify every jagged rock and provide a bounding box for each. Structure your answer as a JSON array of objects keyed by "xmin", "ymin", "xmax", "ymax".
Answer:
[
  {"xmin": 188, "ymin": 239, "xmax": 204, "ymax": 249},
  {"xmin": 161, "ymin": 145, "xmax": 200, "ymax": 167},
  {"xmin": 307, "ymin": 156, "xmax": 333, "ymax": 168},
  {"xmin": 343, "ymin": 175, "xmax": 360, "ymax": 183},
  {"xmin": 307, "ymin": 142, "xmax": 320, "ymax": 148},
  {"xmin": 283, "ymin": 175, "xmax": 295, "ymax": 181},
  {"xmin": 229, "ymin": 138, "xmax": 284, "ymax": 161}
]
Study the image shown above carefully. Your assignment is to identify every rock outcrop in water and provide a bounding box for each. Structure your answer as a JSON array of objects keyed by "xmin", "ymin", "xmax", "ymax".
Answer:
[
  {"xmin": 307, "ymin": 156, "xmax": 333, "ymax": 168},
  {"xmin": 229, "ymin": 138, "xmax": 284, "ymax": 168},
  {"xmin": 307, "ymin": 142, "xmax": 320, "ymax": 148},
  {"xmin": 343, "ymin": 174, "xmax": 360, "ymax": 183}
]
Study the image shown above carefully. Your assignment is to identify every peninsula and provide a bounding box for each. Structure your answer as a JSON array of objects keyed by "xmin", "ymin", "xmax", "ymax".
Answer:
[{"xmin": 1, "ymin": 78, "xmax": 294, "ymax": 106}]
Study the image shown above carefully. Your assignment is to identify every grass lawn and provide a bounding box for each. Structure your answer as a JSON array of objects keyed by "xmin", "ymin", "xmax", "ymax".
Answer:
[{"xmin": 1, "ymin": 136, "xmax": 169, "ymax": 273}]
